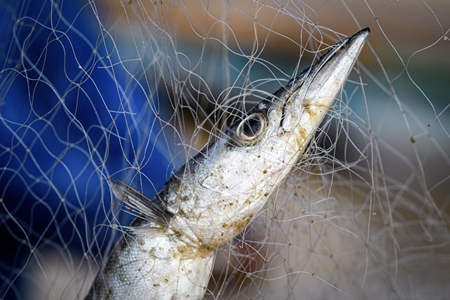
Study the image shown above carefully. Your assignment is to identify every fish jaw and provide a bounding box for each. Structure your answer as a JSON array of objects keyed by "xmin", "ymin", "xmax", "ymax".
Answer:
[{"xmin": 169, "ymin": 29, "xmax": 370, "ymax": 249}]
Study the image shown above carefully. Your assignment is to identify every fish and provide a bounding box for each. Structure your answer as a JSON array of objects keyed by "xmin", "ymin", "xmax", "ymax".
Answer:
[{"xmin": 85, "ymin": 28, "xmax": 370, "ymax": 299}]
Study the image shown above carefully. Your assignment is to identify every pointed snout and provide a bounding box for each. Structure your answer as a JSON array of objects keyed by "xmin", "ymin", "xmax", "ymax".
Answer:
[{"xmin": 281, "ymin": 28, "xmax": 369, "ymax": 141}]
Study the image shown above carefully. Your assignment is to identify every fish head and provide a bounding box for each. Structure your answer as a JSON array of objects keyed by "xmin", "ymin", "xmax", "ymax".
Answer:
[
  {"xmin": 215, "ymin": 28, "xmax": 370, "ymax": 194},
  {"xmin": 173, "ymin": 28, "xmax": 370, "ymax": 248}
]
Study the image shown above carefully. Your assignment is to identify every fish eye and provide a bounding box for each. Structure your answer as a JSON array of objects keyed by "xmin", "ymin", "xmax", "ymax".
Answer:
[{"xmin": 236, "ymin": 112, "xmax": 266, "ymax": 143}]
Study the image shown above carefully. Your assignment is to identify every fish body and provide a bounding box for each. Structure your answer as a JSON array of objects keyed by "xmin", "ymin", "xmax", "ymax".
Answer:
[
  {"xmin": 86, "ymin": 215, "xmax": 215, "ymax": 299},
  {"xmin": 86, "ymin": 28, "xmax": 369, "ymax": 299}
]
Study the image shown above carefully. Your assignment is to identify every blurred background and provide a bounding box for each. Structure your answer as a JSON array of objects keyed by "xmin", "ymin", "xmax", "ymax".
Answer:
[{"xmin": 0, "ymin": 0, "xmax": 449, "ymax": 299}]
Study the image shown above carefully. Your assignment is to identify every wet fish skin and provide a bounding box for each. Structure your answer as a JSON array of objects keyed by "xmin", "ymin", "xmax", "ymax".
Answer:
[{"xmin": 85, "ymin": 28, "xmax": 369, "ymax": 299}]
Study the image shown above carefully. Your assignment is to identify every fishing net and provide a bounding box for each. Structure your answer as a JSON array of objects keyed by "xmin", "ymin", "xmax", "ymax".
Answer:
[{"xmin": 1, "ymin": 0, "xmax": 449, "ymax": 299}]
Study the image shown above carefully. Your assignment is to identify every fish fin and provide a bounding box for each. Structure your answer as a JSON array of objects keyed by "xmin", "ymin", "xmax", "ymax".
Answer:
[{"xmin": 109, "ymin": 178, "xmax": 174, "ymax": 226}]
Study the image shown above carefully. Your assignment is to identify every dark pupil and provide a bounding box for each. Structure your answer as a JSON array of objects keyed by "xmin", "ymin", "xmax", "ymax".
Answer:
[{"xmin": 243, "ymin": 115, "xmax": 261, "ymax": 137}]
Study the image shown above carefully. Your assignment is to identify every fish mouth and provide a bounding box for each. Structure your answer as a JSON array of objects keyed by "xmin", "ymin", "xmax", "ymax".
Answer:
[
  {"xmin": 278, "ymin": 28, "xmax": 370, "ymax": 132},
  {"xmin": 283, "ymin": 28, "xmax": 370, "ymax": 100},
  {"xmin": 298, "ymin": 27, "xmax": 370, "ymax": 97}
]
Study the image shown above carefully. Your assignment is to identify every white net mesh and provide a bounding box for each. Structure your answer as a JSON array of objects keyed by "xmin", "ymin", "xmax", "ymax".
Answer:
[{"xmin": 1, "ymin": 0, "xmax": 449, "ymax": 299}]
